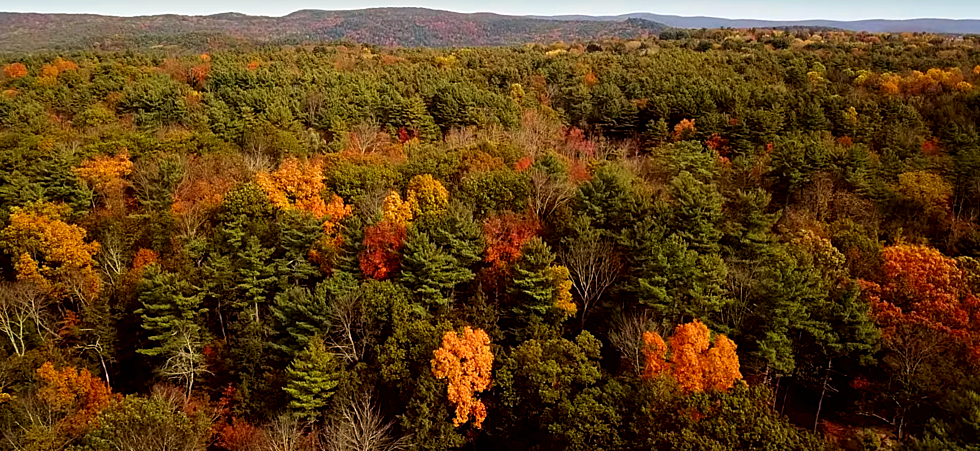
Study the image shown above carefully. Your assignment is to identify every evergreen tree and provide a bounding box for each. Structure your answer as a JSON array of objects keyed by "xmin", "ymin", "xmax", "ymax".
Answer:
[
  {"xmin": 400, "ymin": 227, "xmax": 472, "ymax": 311},
  {"xmin": 669, "ymin": 171, "xmax": 724, "ymax": 254},
  {"xmin": 283, "ymin": 336, "xmax": 341, "ymax": 420},
  {"xmin": 136, "ymin": 265, "xmax": 206, "ymax": 357}
]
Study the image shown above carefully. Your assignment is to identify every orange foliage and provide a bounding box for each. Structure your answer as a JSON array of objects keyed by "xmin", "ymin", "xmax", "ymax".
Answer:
[
  {"xmin": 514, "ymin": 156, "xmax": 533, "ymax": 172},
  {"xmin": 36, "ymin": 361, "xmax": 120, "ymax": 437},
  {"xmin": 256, "ymin": 158, "xmax": 329, "ymax": 218},
  {"xmin": 1, "ymin": 202, "xmax": 101, "ymax": 301},
  {"xmin": 246, "ymin": 61, "xmax": 260, "ymax": 71},
  {"xmin": 74, "ymin": 150, "xmax": 133, "ymax": 192},
  {"xmin": 861, "ymin": 245, "xmax": 980, "ymax": 357},
  {"xmin": 482, "ymin": 212, "xmax": 540, "ymax": 269},
  {"xmin": 172, "ymin": 154, "xmax": 244, "ymax": 236},
  {"xmin": 672, "ymin": 119, "xmax": 696, "ymax": 142},
  {"xmin": 4, "ymin": 62, "xmax": 27, "ymax": 79},
  {"xmin": 131, "ymin": 248, "xmax": 159, "ymax": 277},
  {"xmin": 642, "ymin": 320, "xmax": 743, "ymax": 393},
  {"xmin": 584, "ymin": 71, "xmax": 599, "ymax": 87},
  {"xmin": 309, "ymin": 194, "xmax": 354, "ymax": 273},
  {"xmin": 975, "ymin": 65, "xmax": 980, "ymax": 76},
  {"xmin": 190, "ymin": 63, "xmax": 210, "ymax": 89},
  {"xmin": 359, "ymin": 221, "xmax": 407, "ymax": 280},
  {"xmin": 431, "ymin": 327, "xmax": 493, "ymax": 428}
]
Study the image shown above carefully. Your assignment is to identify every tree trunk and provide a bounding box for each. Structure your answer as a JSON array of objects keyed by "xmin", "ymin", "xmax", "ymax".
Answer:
[{"xmin": 814, "ymin": 358, "xmax": 832, "ymax": 433}]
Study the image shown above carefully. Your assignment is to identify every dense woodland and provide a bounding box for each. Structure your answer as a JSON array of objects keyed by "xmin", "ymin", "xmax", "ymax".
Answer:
[{"xmin": 1, "ymin": 28, "xmax": 980, "ymax": 450}]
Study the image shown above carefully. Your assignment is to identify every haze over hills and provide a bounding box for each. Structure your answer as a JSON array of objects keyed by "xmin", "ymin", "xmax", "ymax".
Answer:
[
  {"xmin": 535, "ymin": 13, "xmax": 980, "ymax": 34},
  {"xmin": 0, "ymin": 8, "xmax": 665, "ymax": 52}
]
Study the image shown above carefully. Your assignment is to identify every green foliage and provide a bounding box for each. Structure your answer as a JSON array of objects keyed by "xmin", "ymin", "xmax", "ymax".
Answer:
[{"xmin": 283, "ymin": 336, "xmax": 342, "ymax": 420}]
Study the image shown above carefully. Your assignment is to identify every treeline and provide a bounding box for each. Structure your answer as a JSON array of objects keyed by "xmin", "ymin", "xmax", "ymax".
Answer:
[{"xmin": 0, "ymin": 29, "xmax": 979, "ymax": 451}]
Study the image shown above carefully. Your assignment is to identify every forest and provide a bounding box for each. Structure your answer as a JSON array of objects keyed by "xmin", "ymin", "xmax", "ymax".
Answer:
[{"xmin": 1, "ymin": 27, "xmax": 980, "ymax": 451}]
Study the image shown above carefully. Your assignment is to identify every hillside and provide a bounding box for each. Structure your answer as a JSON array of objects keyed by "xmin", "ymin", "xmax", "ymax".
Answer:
[
  {"xmin": 0, "ymin": 8, "xmax": 665, "ymax": 52},
  {"xmin": 538, "ymin": 13, "xmax": 980, "ymax": 34}
]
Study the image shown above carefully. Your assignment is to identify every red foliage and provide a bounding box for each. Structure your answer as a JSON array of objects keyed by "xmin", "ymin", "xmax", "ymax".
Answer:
[
  {"xmin": 36, "ymin": 362, "xmax": 120, "ymax": 437},
  {"xmin": 360, "ymin": 221, "xmax": 408, "ymax": 280},
  {"xmin": 482, "ymin": 212, "xmax": 540, "ymax": 270},
  {"xmin": 922, "ymin": 138, "xmax": 942, "ymax": 156},
  {"xmin": 838, "ymin": 136, "xmax": 854, "ymax": 148}
]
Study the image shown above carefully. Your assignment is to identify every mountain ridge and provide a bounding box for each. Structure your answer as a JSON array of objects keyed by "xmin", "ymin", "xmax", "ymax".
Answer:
[
  {"xmin": 532, "ymin": 13, "xmax": 980, "ymax": 34},
  {"xmin": 0, "ymin": 8, "xmax": 666, "ymax": 52}
]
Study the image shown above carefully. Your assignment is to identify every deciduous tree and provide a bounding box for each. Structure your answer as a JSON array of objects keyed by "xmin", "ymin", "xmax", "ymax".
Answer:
[{"xmin": 431, "ymin": 326, "xmax": 493, "ymax": 428}]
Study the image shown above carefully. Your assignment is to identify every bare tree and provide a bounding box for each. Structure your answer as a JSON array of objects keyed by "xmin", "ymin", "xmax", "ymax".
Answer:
[
  {"xmin": 326, "ymin": 292, "xmax": 368, "ymax": 363},
  {"xmin": 259, "ymin": 414, "xmax": 313, "ymax": 451},
  {"xmin": 529, "ymin": 168, "xmax": 575, "ymax": 222},
  {"xmin": 320, "ymin": 393, "xmax": 411, "ymax": 451},
  {"xmin": 0, "ymin": 282, "xmax": 52, "ymax": 355},
  {"xmin": 561, "ymin": 220, "xmax": 623, "ymax": 330},
  {"xmin": 98, "ymin": 229, "xmax": 127, "ymax": 287},
  {"xmin": 159, "ymin": 326, "xmax": 208, "ymax": 398},
  {"xmin": 609, "ymin": 310, "xmax": 661, "ymax": 375}
]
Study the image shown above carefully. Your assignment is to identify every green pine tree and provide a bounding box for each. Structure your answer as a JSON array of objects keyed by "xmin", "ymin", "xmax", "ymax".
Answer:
[
  {"xmin": 283, "ymin": 336, "xmax": 341, "ymax": 420},
  {"xmin": 400, "ymin": 227, "xmax": 473, "ymax": 311},
  {"xmin": 136, "ymin": 264, "xmax": 206, "ymax": 357}
]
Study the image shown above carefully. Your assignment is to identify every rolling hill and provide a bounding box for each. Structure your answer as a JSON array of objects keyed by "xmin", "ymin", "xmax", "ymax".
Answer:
[
  {"xmin": 536, "ymin": 13, "xmax": 980, "ymax": 34},
  {"xmin": 0, "ymin": 8, "xmax": 666, "ymax": 52}
]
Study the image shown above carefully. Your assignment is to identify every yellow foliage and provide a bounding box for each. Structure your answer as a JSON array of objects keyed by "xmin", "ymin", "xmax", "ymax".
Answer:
[
  {"xmin": 382, "ymin": 191, "xmax": 413, "ymax": 226},
  {"xmin": 975, "ymin": 65, "xmax": 980, "ymax": 76},
  {"xmin": 74, "ymin": 150, "xmax": 133, "ymax": 193},
  {"xmin": 431, "ymin": 327, "xmax": 493, "ymax": 428},
  {"xmin": 255, "ymin": 158, "xmax": 329, "ymax": 218},
  {"xmin": 956, "ymin": 81, "xmax": 974, "ymax": 92},
  {"xmin": 898, "ymin": 171, "xmax": 953, "ymax": 212},
  {"xmin": 547, "ymin": 265, "xmax": 577, "ymax": 317},
  {"xmin": 1, "ymin": 202, "xmax": 101, "ymax": 301},
  {"xmin": 406, "ymin": 174, "xmax": 449, "ymax": 217}
]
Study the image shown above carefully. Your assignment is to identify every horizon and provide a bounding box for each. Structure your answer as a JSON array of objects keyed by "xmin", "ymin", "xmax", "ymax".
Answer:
[{"xmin": 2, "ymin": 1, "xmax": 979, "ymax": 22}]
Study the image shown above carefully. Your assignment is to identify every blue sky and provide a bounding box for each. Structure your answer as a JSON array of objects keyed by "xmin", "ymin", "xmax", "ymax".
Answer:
[{"xmin": 4, "ymin": 0, "xmax": 979, "ymax": 20}]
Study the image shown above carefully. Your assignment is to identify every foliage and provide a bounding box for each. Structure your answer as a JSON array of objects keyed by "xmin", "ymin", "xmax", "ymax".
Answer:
[{"xmin": 431, "ymin": 326, "xmax": 493, "ymax": 428}]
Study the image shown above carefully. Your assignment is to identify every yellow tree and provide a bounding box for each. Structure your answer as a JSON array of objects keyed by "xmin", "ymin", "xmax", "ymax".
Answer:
[
  {"xmin": 74, "ymin": 150, "xmax": 133, "ymax": 213},
  {"xmin": 256, "ymin": 158, "xmax": 329, "ymax": 218},
  {"xmin": 431, "ymin": 326, "xmax": 493, "ymax": 428},
  {"xmin": 0, "ymin": 202, "xmax": 101, "ymax": 303},
  {"xmin": 382, "ymin": 191, "xmax": 414, "ymax": 226},
  {"xmin": 406, "ymin": 174, "xmax": 449, "ymax": 217}
]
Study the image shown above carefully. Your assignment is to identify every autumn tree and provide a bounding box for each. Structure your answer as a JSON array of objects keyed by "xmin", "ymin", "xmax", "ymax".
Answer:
[
  {"xmin": 481, "ymin": 212, "xmax": 539, "ymax": 280},
  {"xmin": 35, "ymin": 361, "xmax": 120, "ymax": 438},
  {"xmin": 360, "ymin": 221, "xmax": 408, "ymax": 280},
  {"xmin": 4, "ymin": 62, "xmax": 27, "ymax": 79},
  {"xmin": 642, "ymin": 320, "xmax": 743, "ymax": 393},
  {"xmin": 74, "ymin": 150, "xmax": 133, "ymax": 213},
  {"xmin": 171, "ymin": 154, "xmax": 243, "ymax": 238},
  {"xmin": 382, "ymin": 190, "xmax": 413, "ymax": 226},
  {"xmin": 431, "ymin": 326, "xmax": 493, "ymax": 428},
  {"xmin": 256, "ymin": 158, "xmax": 329, "ymax": 218},
  {"xmin": 0, "ymin": 202, "xmax": 101, "ymax": 303},
  {"xmin": 406, "ymin": 174, "xmax": 450, "ymax": 218}
]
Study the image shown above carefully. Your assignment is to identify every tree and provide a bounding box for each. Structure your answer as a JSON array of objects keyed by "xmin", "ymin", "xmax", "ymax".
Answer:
[
  {"xmin": 283, "ymin": 337, "xmax": 342, "ymax": 421},
  {"xmin": 406, "ymin": 174, "xmax": 450, "ymax": 218},
  {"xmin": 561, "ymin": 216, "xmax": 621, "ymax": 329},
  {"xmin": 0, "ymin": 281, "xmax": 50, "ymax": 356},
  {"xmin": 495, "ymin": 331, "xmax": 623, "ymax": 451},
  {"xmin": 641, "ymin": 320, "xmax": 743, "ymax": 393},
  {"xmin": 669, "ymin": 171, "xmax": 724, "ymax": 254},
  {"xmin": 35, "ymin": 361, "xmax": 120, "ymax": 438},
  {"xmin": 136, "ymin": 264, "xmax": 208, "ymax": 395},
  {"xmin": 82, "ymin": 387, "xmax": 213, "ymax": 451},
  {"xmin": 256, "ymin": 158, "xmax": 330, "ymax": 218},
  {"xmin": 382, "ymin": 191, "xmax": 413, "ymax": 226},
  {"xmin": 74, "ymin": 149, "xmax": 133, "ymax": 213},
  {"xmin": 320, "ymin": 392, "xmax": 412, "ymax": 451},
  {"xmin": 509, "ymin": 238, "xmax": 577, "ymax": 336},
  {"xmin": 431, "ymin": 327, "xmax": 493, "ymax": 428},
  {"xmin": 1, "ymin": 202, "xmax": 101, "ymax": 303},
  {"xmin": 4, "ymin": 62, "xmax": 27, "ymax": 79},
  {"xmin": 400, "ymin": 228, "xmax": 473, "ymax": 310},
  {"xmin": 360, "ymin": 221, "xmax": 408, "ymax": 280}
]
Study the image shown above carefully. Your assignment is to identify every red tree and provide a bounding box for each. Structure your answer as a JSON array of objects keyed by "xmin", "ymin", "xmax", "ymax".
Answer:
[{"xmin": 360, "ymin": 222, "xmax": 408, "ymax": 280}]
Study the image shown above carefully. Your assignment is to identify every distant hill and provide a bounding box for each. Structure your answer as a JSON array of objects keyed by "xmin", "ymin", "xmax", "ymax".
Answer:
[
  {"xmin": 535, "ymin": 13, "xmax": 980, "ymax": 34},
  {"xmin": 0, "ymin": 8, "xmax": 666, "ymax": 52}
]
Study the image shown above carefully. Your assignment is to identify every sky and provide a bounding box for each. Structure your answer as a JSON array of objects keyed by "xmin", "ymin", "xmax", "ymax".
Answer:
[{"xmin": 2, "ymin": 0, "xmax": 979, "ymax": 21}]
